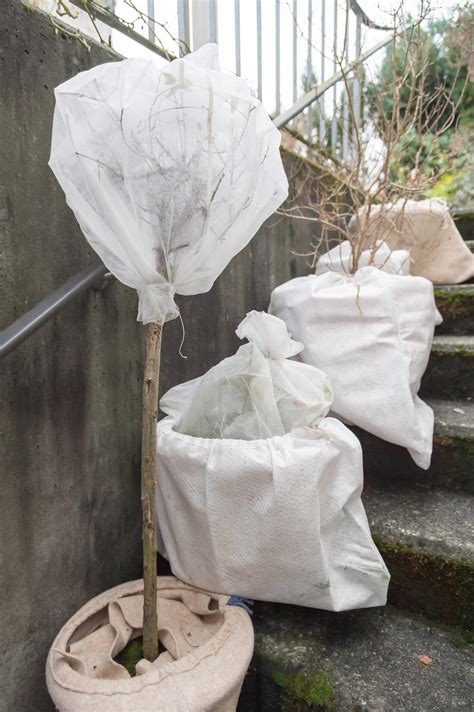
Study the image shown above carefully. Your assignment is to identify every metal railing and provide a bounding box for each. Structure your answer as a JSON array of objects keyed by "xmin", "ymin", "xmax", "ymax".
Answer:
[
  {"xmin": 1, "ymin": 0, "xmax": 391, "ymax": 358},
  {"xmin": 68, "ymin": 0, "xmax": 390, "ymax": 152},
  {"xmin": 0, "ymin": 263, "xmax": 108, "ymax": 358}
]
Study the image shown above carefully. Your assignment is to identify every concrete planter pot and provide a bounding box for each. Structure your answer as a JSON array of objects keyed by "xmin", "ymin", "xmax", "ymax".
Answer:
[{"xmin": 46, "ymin": 576, "xmax": 254, "ymax": 711}]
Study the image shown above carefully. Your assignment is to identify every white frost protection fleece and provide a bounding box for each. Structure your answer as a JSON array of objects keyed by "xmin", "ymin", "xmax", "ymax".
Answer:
[
  {"xmin": 156, "ymin": 418, "xmax": 389, "ymax": 610},
  {"xmin": 49, "ymin": 44, "xmax": 288, "ymax": 324},
  {"xmin": 349, "ymin": 199, "xmax": 474, "ymax": 284},
  {"xmin": 316, "ymin": 239, "xmax": 411, "ymax": 275},
  {"xmin": 160, "ymin": 310, "xmax": 334, "ymax": 439},
  {"xmin": 157, "ymin": 311, "xmax": 389, "ymax": 610},
  {"xmin": 269, "ymin": 265, "xmax": 439, "ymax": 469}
]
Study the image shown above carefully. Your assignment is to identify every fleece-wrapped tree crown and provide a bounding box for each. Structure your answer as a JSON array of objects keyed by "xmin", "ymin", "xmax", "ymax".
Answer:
[{"xmin": 49, "ymin": 44, "xmax": 288, "ymax": 323}]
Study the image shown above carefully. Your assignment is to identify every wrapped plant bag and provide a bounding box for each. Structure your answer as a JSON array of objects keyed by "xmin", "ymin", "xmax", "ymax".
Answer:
[
  {"xmin": 156, "ymin": 312, "xmax": 389, "ymax": 611},
  {"xmin": 269, "ymin": 242, "xmax": 439, "ymax": 469},
  {"xmin": 161, "ymin": 310, "xmax": 333, "ymax": 439},
  {"xmin": 349, "ymin": 199, "xmax": 474, "ymax": 284},
  {"xmin": 49, "ymin": 44, "xmax": 288, "ymax": 324},
  {"xmin": 316, "ymin": 239, "xmax": 411, "ymax": 276}
]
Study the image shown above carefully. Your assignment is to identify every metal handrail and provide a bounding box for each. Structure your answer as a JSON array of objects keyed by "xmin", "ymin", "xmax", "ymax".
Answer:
[
  {"xmin": 68, "ymin": 0, "xmax": 177, "ymax": 61},
  {"xmin": 0, "ymin": 263, "xmax": 107, "ymax": 359},
  {"xmin": 0, "ymin": 32, "xmax": 393, "ymax": 360},
  {"xmin": 349, "ymin": 1, "xmax": 392, "ymax": 31},
  {"xmin": 273, "ymin": 36, "xmax": 392, "ymax": 129}
]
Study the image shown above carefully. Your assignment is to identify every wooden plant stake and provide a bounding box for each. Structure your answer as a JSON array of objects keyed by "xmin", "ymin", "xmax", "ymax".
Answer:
[{"xmin": 141, "ymin": 321, "xmax": 163, "ymax": 661}]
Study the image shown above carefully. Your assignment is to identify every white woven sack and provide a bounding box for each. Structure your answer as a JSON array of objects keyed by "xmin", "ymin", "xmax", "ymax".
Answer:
[
  {"xmin": 156, "ymin": 418, "xmax": 389, "ymax": 611},
  {"xmin": 349, "ymin": 199, "xmax": 474, "ymax": 284},
  {"xmin": 269, "ymin": 266, "xmax": 438, "ymax": 469}
]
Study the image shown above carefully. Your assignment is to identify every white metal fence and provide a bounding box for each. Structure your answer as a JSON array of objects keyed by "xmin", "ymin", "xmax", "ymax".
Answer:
[{"xmin": 40, "ymin": 0, "xmax": 392, "ymax": 161}]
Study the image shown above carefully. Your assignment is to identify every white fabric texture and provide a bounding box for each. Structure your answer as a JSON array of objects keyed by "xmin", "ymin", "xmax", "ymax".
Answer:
[
  {"xmin": 49, "ymin": 44, "xmax": 288, "ymax": 324},
  {"xmin": 156, "ymin": 418, "xmax": 389, "ymax": 610},
  {"xmin": 269, "ymin": 267, "xmax": 438, "ymax": 469},
  {"xmin": 47, "ymin": 577, "xmax": 253, "ymax": 711},
  {"xmin": 160, "ymin": 310, "xmax": 333, "ymax": 439},
  {"xmin": 349, "ymin": 199, "xmax": 474, "ymax": 284},
  {"xmin": 316, "ymin": 239, "xmax": 411, "ymax": 275}
]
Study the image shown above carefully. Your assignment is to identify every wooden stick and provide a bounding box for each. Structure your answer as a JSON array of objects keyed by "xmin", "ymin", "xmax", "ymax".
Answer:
[{"xmin": 141, "ymin": 321, "xmax": 162, "ymax": 661}]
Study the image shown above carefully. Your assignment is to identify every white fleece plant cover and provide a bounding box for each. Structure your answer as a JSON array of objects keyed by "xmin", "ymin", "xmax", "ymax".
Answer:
[
  {"xmin": 269, "ymin": 249, "xmax": 439, "ymax": 469},
  {"xmin": 349, "ymin": 199, "xmax": 474, "ymax": 284},
  {"xmin": 160, "ymin": 310, "xmax": 334, "ymax": 439},
  {"xmin": 49, "ymin": 44, "xmax": 288, "ymax": 324},
  {"xmin": 47, "ymin": 577, "xmax": 253, "ymax": 712},
  {"xmin": 156, "ymin": 312, "xmax": 389, "ymax": 610},
  {"xmin": 316, "ymin": 239, "xmax": 411, "ymax": 275},
  {"xmin": 156, "ymin": 419, "xmax": 389, "ymax": 610}
]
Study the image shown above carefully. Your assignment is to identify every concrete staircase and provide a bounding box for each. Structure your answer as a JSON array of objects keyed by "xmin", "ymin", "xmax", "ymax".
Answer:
[{"xmin": 238, "ymin": 225, "xmax": 473, "ymax": 710}]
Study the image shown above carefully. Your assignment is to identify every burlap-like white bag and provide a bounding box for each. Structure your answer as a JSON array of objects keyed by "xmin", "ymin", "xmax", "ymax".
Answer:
[
  {"xmin": 349, "ymin": 199, "xmax": 474, "ymax": 284},
  {"xmin": 269, "ymin": 262, "xmax": 439, "ymax": 469},
  {"xmin": 156, "ymin": 421, "xmax": 388, "ymax": 611},
  {"xmin": 156, "ymin": 312, "xmax": 388, "ymax": 610},
  {"xmin": 46, "ymin": 577, "xmax": 253, "ymax": 711}
]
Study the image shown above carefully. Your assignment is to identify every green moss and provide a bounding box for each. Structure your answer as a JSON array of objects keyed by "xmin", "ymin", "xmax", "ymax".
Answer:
[
  {"xmin": 434, "ymin": 288, "xmax": 473, "ymax": 303},
  {"xmin": 432, "ymin": 433, "xmax": 474, "ymax": 486},
  {"xmin": 452, "ymin": 627, "xmax": 474, "ymax": 648},
  {"xmin": 114, "ymin": 637, "xmax": 144, "ymax": 677},
  {"xmin": 433, "ymin": 433, "xmax": 474, "ymax": 454},
  {"xmin": 373, "ymin": 536, "xmax": 474, "ymax": 630},
  {"xmin": 272, "ymin": 670, "xmax": 336, "ymax": 710},
  {"xmin": 432, "ymin": 343, "xmax": 474, "ymax": 358},
  {"xmin": 434, "ymin": 289, "xmax": 474, "ymax": 320}
]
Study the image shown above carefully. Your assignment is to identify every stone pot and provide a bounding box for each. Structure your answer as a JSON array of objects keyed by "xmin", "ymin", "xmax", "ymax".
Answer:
[{"xmin": 46, "ymin": 576, "xmax": 254, "ymax": 711}]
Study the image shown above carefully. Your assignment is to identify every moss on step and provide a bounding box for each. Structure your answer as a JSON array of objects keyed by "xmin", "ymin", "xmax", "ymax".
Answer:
[
  {"xmin": 434, "ymin": 289, "xmax": 474, "ymax": 319},
  {"xmin": 432, "ymin": 433, "xmax": 474, "ymax": 489},
  {"xmin": 432, "ymin": 344, "xmax": 474, "ymax": 358},
  {"xmin": 271, "ymin": 670, "xmax": 336, "ymax": 711},
  {"xmin": 451, "ymin": 627, "xmax": 474, "ymax": 648},
  {"xmin": 374, "ymin": 537, "xmax": 474, "ymax": 630},
  {"xmin": 433, "ymin": 432, "xmax": 473, "ymax": 449}
]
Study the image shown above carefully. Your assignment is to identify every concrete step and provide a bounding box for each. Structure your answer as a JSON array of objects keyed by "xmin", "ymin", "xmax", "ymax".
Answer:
[
  {"xmin": 363, "ymin": 487, "xmax": 473, "ymax": 630},
  {"xmin": 357, "ymin": 398, "xmax": 474, "ymax": 493},
  {"xmin": 453, "ymin": 210, "xmax": 474, "ymax": 242},
  {"xmin": 238, "ymin": 604, "xmax": 473, "ymax": 712},
  {"xmin": 421, "ymin": 335, "xmax": 474, "ymax": 400},
  {"xmin": 434, "ymin": 284, "xmax": 474, "ymax": 335}
]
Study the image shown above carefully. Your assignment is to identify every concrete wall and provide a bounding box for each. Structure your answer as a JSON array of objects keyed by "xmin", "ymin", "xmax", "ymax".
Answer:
[{"xmin": 0, "ymin": 3, "xmax": 318, "ymax": 710}]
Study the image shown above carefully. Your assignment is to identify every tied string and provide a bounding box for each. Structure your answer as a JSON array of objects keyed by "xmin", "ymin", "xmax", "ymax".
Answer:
[
  {"xmin": 136, "ymin": 282, "xmax": 187, "ymax": 358},
  {"xmin": 177, "ymin": 308, "xmax": 187, "ymax": 359}
]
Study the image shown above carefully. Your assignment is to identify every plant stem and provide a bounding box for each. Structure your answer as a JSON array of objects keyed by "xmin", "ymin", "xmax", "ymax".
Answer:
[{"xmin": 141, "ymin": 321, "xmax": 162, "ymax": 662}]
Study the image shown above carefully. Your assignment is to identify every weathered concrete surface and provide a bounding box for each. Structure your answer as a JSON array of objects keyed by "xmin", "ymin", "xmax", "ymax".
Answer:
[
  {"xmin": 434, "ymin": 285, "xmax": 474, "ymax": 335},
  {"xmin": 0, "ymin": 4, "xmax": 317, "ymax": 710},
  {"xmin": 356, "ymin": 398, "xmax": 474, "ymax": 494},
  {"xmin": 238, "ymin": 603, "xmax": 474, "ymax": 712},
  {"xmin": 0, "ymin": 4, "xmax": 141, "ymax": 712},
  {"xmin": 421, "ymin": 335, "xmax": 474, "ymax": 400},
  {"xmin": 364, "ymin": 488, "xmax": 474, "ymax": 629}
]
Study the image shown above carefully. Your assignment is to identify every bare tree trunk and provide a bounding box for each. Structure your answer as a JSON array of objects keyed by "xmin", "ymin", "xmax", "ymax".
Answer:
[{"xmin": 141, "ymin": 321, "xmax": 162, "ymax": 661}]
